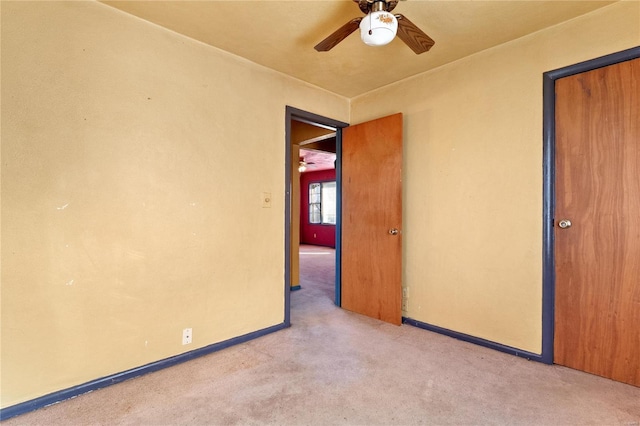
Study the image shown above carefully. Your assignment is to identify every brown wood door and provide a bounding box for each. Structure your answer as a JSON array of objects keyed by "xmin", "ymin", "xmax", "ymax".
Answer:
[
  {"xmin": 341, "ymin": 113, "xmax": 403, "ymax": 325},
  {"xmin": 554, "ymin": 58, "xmax": 640, "ymax": 386}
]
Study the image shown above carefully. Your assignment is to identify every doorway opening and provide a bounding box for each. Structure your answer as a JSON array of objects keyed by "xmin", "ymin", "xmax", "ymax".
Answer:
[
  {"xmin": 298, "ymin": 144, "xmax": 337, "ymax": 307},
  {"xmin": 284, "ymin": 107, "xmax": 348, "ymax": 325}
]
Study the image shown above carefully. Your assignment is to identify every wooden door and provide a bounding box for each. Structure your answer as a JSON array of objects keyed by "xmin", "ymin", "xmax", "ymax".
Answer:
[
  {"xmin": 341, "ymin": 113, "xmax": 403, "ymax": 325},
  {"xmin": 554, "ymin": 58, "xmax": 640, "ymax": 386}
]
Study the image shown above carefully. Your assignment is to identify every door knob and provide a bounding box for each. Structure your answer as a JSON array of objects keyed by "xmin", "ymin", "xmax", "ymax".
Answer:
[
  {"xmin": 558, "ymin": 219, "xmax": 572, "ymax": 229},
  {"xmin": 389, "ymin": 228, "xmax": 399, "ymax": 235}
]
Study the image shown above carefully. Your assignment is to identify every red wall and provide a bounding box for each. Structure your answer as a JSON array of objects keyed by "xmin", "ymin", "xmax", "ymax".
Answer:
[{"xmin": 300, "ymin": 169, "xmax": 336, "ymax": 247}]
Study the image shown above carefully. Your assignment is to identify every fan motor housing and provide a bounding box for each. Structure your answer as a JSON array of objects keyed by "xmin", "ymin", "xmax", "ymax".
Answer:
[{"xmin": 357, "ymin": 0, "xmax": 399, "ymax": 14}]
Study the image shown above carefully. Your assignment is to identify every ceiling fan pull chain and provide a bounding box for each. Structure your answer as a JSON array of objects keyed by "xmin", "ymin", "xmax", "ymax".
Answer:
[{"xmin": 368, "ymin": 12, "xmax": 373, "ymax": 35}]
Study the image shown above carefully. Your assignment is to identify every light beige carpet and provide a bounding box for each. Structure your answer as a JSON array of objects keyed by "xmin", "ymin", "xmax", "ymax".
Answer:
[{"xmin": 4, "ymin": 245, "xmax": 640, "ymax": 425}]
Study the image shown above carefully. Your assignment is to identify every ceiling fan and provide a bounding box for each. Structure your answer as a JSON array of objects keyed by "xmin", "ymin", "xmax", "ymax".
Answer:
[
  {"xmin": 299, "ymin": 157, "xmax": 315, "ymax": 173},
  {"xmin": 314, "ymin": 0, "xmax": 435, "ymax": 54}
]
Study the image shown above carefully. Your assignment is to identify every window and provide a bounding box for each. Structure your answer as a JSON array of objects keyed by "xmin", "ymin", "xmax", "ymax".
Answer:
[{"xmin": 309, "ymin": 181, "xmax": 336, "ymax": 224}]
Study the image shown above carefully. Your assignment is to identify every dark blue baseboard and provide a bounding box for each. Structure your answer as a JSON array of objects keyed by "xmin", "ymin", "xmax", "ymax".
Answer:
[
  {"xmin": 0, "ymin": 322, "xmax": 288, "ymax": 421},
  {"xmin": 290, "ymin": 285, "xmax": 302, "ymax": 291},
  {"xmin": 402, "ymin": 317, "xmax": 545, "ymax": 363}
]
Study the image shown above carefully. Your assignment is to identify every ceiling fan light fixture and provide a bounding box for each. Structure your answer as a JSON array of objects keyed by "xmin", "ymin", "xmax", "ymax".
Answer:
[{"xmin": 360, "ymin": 11, "xmax": 397, "ymax": 47}]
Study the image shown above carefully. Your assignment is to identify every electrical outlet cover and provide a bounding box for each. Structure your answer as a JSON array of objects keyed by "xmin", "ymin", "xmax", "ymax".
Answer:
[{"xmin": 182, "ymin": 328, "xmax": 192, "ymax": 345}]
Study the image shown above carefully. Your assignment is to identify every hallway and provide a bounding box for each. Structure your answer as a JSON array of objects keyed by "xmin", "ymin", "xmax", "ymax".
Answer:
[
  {"xmin": 296, "ymin": 244, "xmax": 336, "ymax": 306},
  {"xmin": 4, "ymin": 245, "xmax": 639, "ymax": 424}
]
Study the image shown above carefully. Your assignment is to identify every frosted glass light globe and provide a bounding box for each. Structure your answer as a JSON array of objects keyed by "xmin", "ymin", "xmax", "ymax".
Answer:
[{"xmin": 360, "ymin": 11, "xmax": 398, "ymax": 46}]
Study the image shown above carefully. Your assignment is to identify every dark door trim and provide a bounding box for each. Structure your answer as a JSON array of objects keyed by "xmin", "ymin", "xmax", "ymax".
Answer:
[
  {"xmin": 541, "ymin": 45, "xmax": 640, "ymax": 364},
  {"xmin": 284, "ymin": 106, "xmax": 348, "ymax": 325}
]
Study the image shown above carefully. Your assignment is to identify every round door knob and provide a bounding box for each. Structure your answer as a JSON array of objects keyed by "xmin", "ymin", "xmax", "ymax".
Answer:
[
  {"xmin": 558, "ymin": 219, "xmax": 572, "ymax": 229},
  {"xmin": 389, "ymin": 228, "xmax": 399, "ymax": 235}
]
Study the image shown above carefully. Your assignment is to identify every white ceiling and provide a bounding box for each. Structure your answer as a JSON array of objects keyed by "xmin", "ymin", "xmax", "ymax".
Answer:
[{"xmin": 102, "ymin": 0, "xmax": 617, "ymax": 98}]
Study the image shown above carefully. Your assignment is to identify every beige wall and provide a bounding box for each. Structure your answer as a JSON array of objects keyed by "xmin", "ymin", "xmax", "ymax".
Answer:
[
  {"xmin": 2, "ymin": 0, "xmax": 638, "ymax": 411},
  {"xmin": 0, "ymin": 1, "xmax": 348, "ymax": 408},
  {"xmin": 291, "ymin": 144, "xmax": 300, "ymax": 288},
  {"xmin": 351, "ymin": 1, "xmax": 639, "ymax": 353}
]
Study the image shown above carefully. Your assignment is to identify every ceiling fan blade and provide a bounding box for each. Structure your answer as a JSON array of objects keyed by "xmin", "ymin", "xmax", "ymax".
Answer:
[
  {"xmin": 314, "ymin": 17, "xmax": 363, "ymax": 52},
  {"xmin": 395, "ymin": 14, "xmax": 435, "ymax": 54}
]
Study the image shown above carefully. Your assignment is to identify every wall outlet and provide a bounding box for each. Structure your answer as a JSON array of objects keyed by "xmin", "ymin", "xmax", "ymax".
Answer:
[
  {"xmin": 182, "ymin": 328, "xmax": 192, "ymax": 345},
  {"xmin": 402, "ymin": 287, "xmax": 409, "ymax": 312}
]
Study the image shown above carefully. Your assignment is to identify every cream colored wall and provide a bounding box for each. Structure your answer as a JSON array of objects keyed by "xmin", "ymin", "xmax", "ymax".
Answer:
[
  {"xmin": 2, "ymin": 0, "xmax": 637, "ymax": 411},
  {"xmin": 351, "ymin": 2, "xmax": 639, "ymax": 353},
  {"xmin": 0, "ymin": 1, "xmax": 348, "ymax": 408},
  {"xmin": 291, "ymin": 144, "xmax": 301, "ymax": 288}
]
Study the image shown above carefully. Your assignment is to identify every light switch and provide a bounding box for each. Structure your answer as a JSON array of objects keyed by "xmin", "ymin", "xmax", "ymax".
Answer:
[{"xmin": 262, "ymin": 192, "xmax": 272, "ymax": 208}]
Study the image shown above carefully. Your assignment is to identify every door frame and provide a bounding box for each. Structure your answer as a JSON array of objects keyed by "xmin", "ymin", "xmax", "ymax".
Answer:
[
  {"xmin": 284, "ymin": 106, "xmax": 348, "ymax": 325},
  {"xmin": 541, "ymin": 46, "xmax": 640, "ymax": 364}
]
